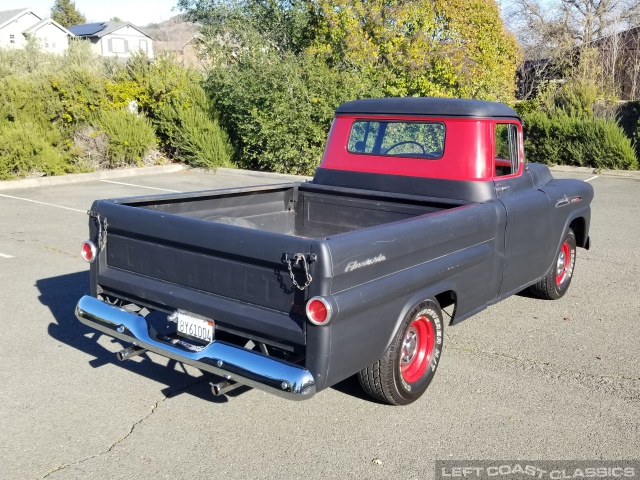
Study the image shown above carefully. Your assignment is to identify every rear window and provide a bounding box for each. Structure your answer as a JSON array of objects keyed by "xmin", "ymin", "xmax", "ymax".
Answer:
[{"xmin": 347, "ymin": 120, "xmax": 445, "ymax": 159}]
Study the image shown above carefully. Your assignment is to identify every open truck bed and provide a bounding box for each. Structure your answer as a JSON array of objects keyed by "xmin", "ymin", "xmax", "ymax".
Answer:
[
  {"xmin": 87, "ymin": 181, "xmax": 473, "ymax": 349},
  {"xmin": 124, "ymin": 182, "xmax": 468, "ymax": 238}
]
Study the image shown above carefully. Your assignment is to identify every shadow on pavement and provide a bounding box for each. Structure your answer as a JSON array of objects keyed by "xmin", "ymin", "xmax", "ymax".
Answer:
[
  {"xmin": 331, "ymin": 375, "xmax": 377, "ymax": 403},
  {"xmin": 38, "ymin": 271, "xmax": 249, "ymax": 403}
]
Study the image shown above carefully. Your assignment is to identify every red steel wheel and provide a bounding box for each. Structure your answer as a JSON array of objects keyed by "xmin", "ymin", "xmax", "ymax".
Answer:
[
  {"xmin": 400, "ymin": 316, "xmax": 435, "ymax": 384},
  {"xmin": 358, "ymin": 299, "xmax": 444, "ymax": 405},
  {"xmin": 555, "ymin": 241, "xmax": 572, "ymax": 286},
  {"xmin": 530, "ymin": 228, "xmax": 577, "ymax": 300}
]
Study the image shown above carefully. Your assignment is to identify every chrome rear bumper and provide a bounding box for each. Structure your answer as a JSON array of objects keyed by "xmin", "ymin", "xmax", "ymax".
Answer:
[{"xmin": 75, "ymin": 296, "xmax": 316, "ymax": 400}]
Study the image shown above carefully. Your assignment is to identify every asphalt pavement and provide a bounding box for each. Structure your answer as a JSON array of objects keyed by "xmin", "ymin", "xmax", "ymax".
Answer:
[{"xmin": 0, "ymin": 168, "xmax": 638, "ymax": 480}]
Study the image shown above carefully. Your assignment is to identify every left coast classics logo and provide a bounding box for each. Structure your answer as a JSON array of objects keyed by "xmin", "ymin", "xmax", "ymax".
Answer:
[{"xmin": 345, "ymin": 254, "xmax": 387, "ymax": 272}]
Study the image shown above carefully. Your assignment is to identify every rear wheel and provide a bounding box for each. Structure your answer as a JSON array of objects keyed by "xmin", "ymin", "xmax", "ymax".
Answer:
[
  {"xmin": 358, "ymin": 299, "xmax": 444, "ymax": 405},
  {"xmin": 530, "ymin": 228, "xmax": 577, "ymax": 300}
]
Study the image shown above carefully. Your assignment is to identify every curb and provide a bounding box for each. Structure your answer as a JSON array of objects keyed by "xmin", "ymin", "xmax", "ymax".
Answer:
[
  {"xmin": 548, "ymin": 165, "xmax": 640, "ymax": 179},
  {"xmin": 1, "ymin": 163, "xmax": 637, "ymax": 191},
  {"xmin": 0, "ymin": 165, "xmax": 311, "ymax": 191},
  {"xmin": 0, "ymin": 164, "xmax": 185, "ymax": 191}
]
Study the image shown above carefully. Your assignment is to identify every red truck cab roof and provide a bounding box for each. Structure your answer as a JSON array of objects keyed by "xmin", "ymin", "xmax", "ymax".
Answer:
[{"xmin": 319, "ymin": 97, "xmax": 524, "ymax": 182}]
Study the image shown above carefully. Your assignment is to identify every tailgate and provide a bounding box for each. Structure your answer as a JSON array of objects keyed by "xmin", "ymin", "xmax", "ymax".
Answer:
[{"xmin": 89, "ymin": 200, "xmax": 318, "ymax": 347}]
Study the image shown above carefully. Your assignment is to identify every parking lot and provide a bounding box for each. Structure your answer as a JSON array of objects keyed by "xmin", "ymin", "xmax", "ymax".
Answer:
[{"xmin": 0, "ymin": 168, "xmax": 638, "ymax": 479}]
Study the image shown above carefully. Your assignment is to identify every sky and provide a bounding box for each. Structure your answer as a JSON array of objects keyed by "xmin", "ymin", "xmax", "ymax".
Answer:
[{"xmin": 16, "ymin": 0, "xmax": 180, "ymax": 26}]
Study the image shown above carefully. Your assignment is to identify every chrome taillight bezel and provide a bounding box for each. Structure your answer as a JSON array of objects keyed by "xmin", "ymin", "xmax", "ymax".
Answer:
[
  {"xmin": 81, "ymin": 240, "xmax": 97, "ymax": 263},
  {"xmin": 305, "ymin": 296, "xmax": 333, "ymax": 325}
]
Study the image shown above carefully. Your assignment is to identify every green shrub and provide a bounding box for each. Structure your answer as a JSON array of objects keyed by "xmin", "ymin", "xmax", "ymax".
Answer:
[
  {"xmin": 154, "ymin": 102, "xmax": 232, "ymax": 169},
  {"xmin": 95, "ymin": 110, "xmax": 157, "ymax": 166},
  {"xmin": 124, "ymin": 52, "xmax": 195, "ymax": 116},
  {"xmin": 0, "ymin": 45, "xmax": 237, "ymax": 179},
  {"xmin": 513, "ymin": 100, "xmax": 538, "ymax": 117},
  {"xmin": 0, "ymin": 121, "xmax": 71, "ymax": 180},
  {"xmin": 206, "ymin": 49, "xmax": 381, "ymax": 175},
  {"xmin": 117, "ymin": 52, "xmax": 233, "ymax": 169},
  {"xmin": 523, "ymin": 111, "xmax": 638, "ymax": 170},
  {"xmin": 0, "ymin": 76, "xmax": 62, "ymax": 126},
  {"xmin": 0, "ymin": 37, "xmax": 109, "ymax": 80},
  {"xmin": 555, "ymin": 80, "xmax": 599, "ymax": 117},
  {"xmin": 50, "ymin": 69, "xmax": 107, "ymax": 124}
]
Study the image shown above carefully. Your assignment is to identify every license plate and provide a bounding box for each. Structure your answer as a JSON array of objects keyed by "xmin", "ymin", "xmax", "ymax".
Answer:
[{"xmin": 176, "ymin": 310, "xmax": 214, "ymax": 343}]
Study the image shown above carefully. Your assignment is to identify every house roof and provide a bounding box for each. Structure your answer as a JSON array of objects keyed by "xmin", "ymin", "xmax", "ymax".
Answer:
[
  {"xmin": 0, "ymin": 8, "xmax": 41, "ymax": 30},
  {"xmin": 22, "ymin": 18, "xmax": 75, "ymax": 36},
  {"xmin": 69, "ymin": 21, "xmax": 153, "ymax": 40}
]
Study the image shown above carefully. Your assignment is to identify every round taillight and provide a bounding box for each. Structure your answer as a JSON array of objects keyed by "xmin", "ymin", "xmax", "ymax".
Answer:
[
  {"xmin": 306, "ymin": 297, "xmax": 332, "ymax": 325},
  {"xmin": 81, "ymin": 240, "xmax": 97, "ymax": 263}
]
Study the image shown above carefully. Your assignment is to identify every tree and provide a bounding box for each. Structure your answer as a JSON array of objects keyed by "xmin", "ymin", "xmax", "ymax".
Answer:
[
  {"xmin": 204, "ymin": 48, "xmax": 379, "ymax": 174},
  {"xmin": 177, "ymin": 0, "xmax": 522, "ymax": 175},
  {"xmin": 110, "ymin": 17, "xmax": 123, "ymax": 23},
  {"xmin": 178, "ymin": 0, "xmax": 314, "ymax": 54},
  {"xmin": 504, "ymin": 0, "xmax": 640, "ymax": 53},
  {"xmin": 504, "ymin": 0, "xmax": 640, "ymax": 99},
  {"xmin": 178, "ymin": 0, "xmax": 380, "ymax": 174},
  {"xmin": 309, "ymin": 0, "xmax": 521, "ymax": 102},
  {"xmin": 51, "ymin": 0, "xmax": 86, "ymax": 28}
]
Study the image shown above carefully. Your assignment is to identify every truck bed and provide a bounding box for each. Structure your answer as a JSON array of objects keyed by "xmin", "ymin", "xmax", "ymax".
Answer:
[
  {"xmin": 123, "ymin": 182, "xmax": 469, "ymax": 238},
  {"xmin": 89, "ymin": 182, "xmax": 478, "ymax": 352}
]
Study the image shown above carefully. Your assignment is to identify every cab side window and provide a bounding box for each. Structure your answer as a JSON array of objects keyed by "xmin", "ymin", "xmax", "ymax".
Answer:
[{"xmin": 494, "ymin": 123, "xmax": 519, "ymax": 176}]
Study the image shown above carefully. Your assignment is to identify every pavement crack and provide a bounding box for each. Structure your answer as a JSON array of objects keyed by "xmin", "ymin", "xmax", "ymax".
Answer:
[{"xmin": 39, "ymin": 377, "xmax": 208, "ymax": 479}]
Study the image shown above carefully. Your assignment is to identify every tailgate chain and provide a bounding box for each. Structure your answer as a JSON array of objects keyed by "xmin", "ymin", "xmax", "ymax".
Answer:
[{"xmin": 286, "ymin": 253, "xmax": 313, "ymax": 290}]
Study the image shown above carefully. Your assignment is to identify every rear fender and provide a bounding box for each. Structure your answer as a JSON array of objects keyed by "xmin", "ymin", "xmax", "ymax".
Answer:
[{"xmin": 385, "ymin": 282, "xmax": 457, "ymax": 353}]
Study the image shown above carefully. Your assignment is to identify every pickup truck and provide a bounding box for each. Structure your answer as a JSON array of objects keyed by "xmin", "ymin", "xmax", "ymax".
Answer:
[{"xmin": 75, "ymin": 97, "xmax": 593, "ymax": 405}]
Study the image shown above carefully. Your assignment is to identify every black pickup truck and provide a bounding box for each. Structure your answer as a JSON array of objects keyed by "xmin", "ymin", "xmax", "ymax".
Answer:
[{"xmin": 75, "ymin": 98, "xmax": 593, "ymax": 405}]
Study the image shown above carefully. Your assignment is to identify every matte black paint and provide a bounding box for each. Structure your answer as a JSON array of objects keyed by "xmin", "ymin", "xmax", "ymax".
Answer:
[{"xmin": 312, "ymin": 168, "xmax": 497, "ymax": 203}]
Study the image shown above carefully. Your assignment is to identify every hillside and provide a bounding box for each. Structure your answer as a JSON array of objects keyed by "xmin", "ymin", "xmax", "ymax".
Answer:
[{"xmin": 142, "ymin": 15, "xmax": 203, "ymax": 68}]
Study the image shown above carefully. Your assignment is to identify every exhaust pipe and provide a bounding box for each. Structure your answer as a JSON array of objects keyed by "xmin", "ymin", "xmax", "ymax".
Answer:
[
  {"xmin": 117, "ymin": 346, "xmax": 147, "ymax": 361},
  {"xmin": 211, "ymin": 378, "xmax": 241, "ymax": 396}
]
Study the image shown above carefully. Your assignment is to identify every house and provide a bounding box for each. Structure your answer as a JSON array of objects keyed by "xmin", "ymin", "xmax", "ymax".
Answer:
[
  {"xmin": 518, "ymin": 25, "xmax": 640, "ymax": 100},
  {"xmin": 177, "ymin": 34, "xmax": 209, "ymax": 68},
  {"xmin": 155, "ymin": 34, "xmax": 207, "ymax": 68},
  {"xmin": 143, "ymin": 15, "xmax": 203, "ymax": 67},
  {"xmin": 0, "ymin": 8, "xmax": 74, "ymax": 53},
  {"xmin": 68, "ymin": 22, "xmax": 154, "ymax": 59}
]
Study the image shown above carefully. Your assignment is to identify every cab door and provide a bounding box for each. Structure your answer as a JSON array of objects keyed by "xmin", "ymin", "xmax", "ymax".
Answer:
[{"xmin": 493, "ymin": 121, "xmax": 551, "ymax": 298}]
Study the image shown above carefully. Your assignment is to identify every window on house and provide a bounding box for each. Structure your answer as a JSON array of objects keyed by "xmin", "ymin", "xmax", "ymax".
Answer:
[
  {"xmin": 139, "ymin": 39, "xmax": 148, "ymax": 53},
  {"xmin": 9, "ymin": 34, "xmax": 15, "ymax": 44},
  {"xmin": 494, "ymin": 123, "xmax": 520, "ymax": 176},
  {"xmin": 44, "ymin": 37, "xmax": 49, "ymax": 48},
  {"xmin": 111, "ymin": 38, "xmax": 126, "ymax": 53}
]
